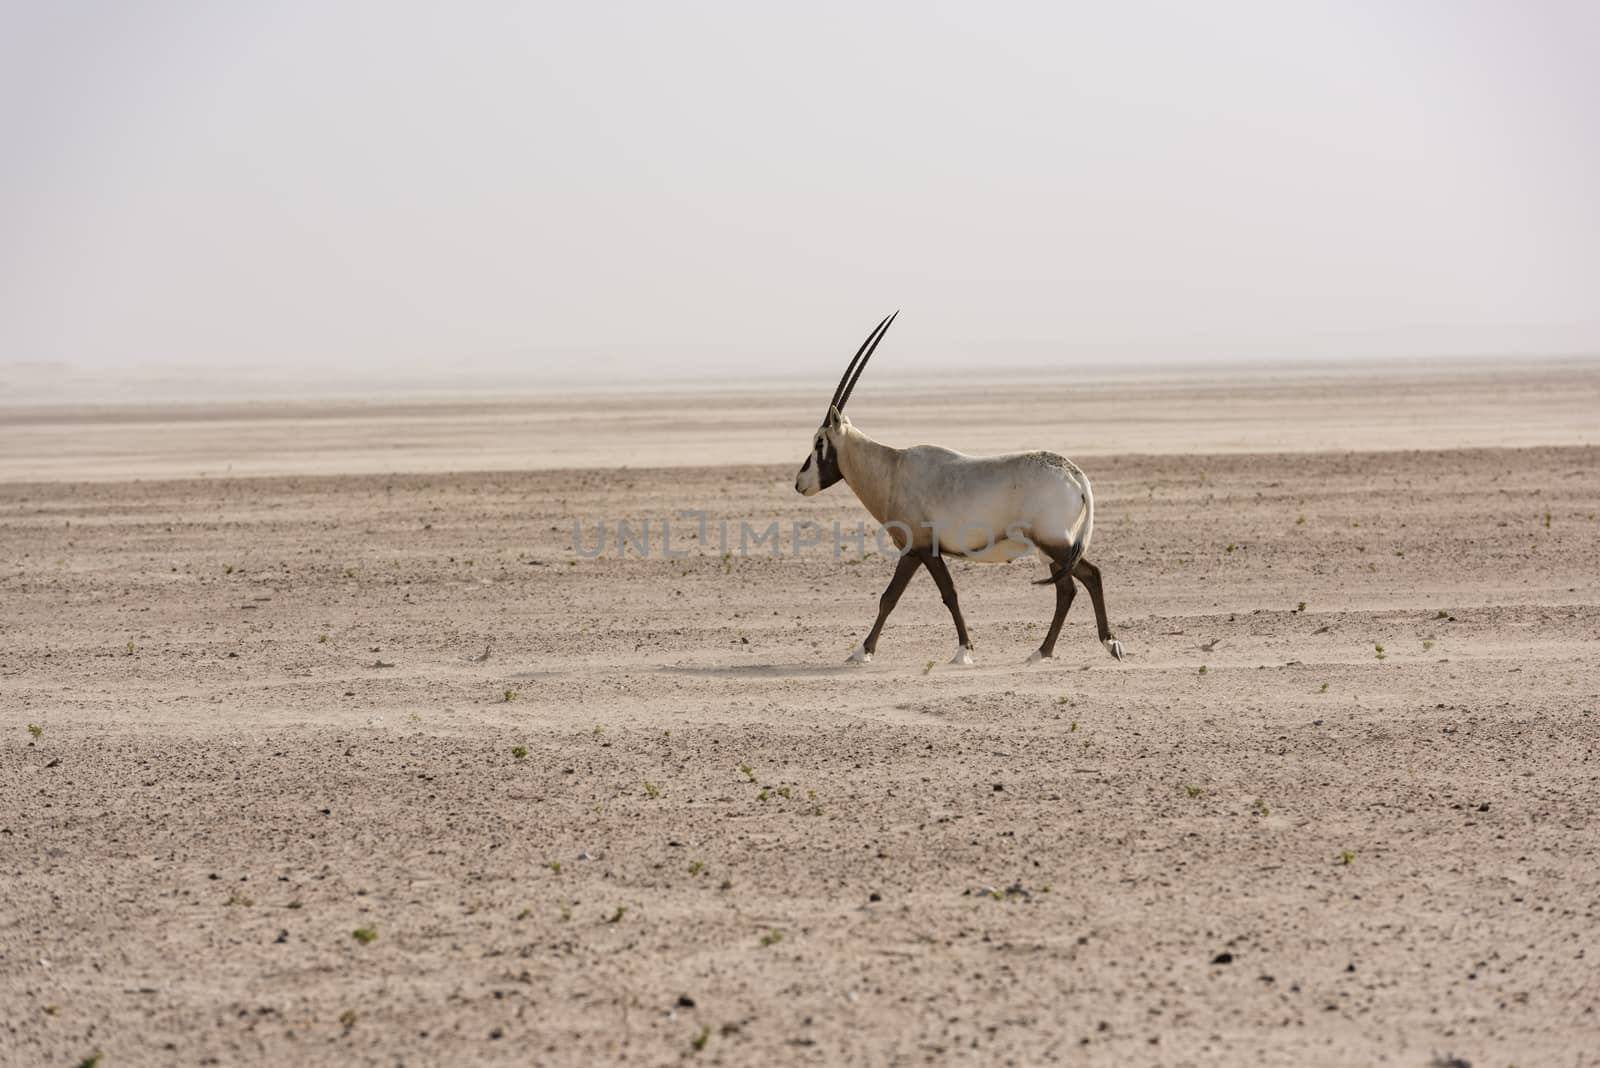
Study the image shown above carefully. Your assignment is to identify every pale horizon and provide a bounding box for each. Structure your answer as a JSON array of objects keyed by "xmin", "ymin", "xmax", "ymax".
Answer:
[{"xmin": 4, "ymin": 1, "xmax": 1599, "ymax": 400}]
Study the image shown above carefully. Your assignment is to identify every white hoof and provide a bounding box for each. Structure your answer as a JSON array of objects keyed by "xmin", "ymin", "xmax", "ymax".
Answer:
[
  {"xmin": 846, "ymin": 644, "xmax": 873, "ymax": 664},
  {"xmin": 1105, "ymin": 639, "xmax": 1124, "ymax": 661},
  {"xmin": 949, "ymin": 645, "xmax": 974, "ymax": 666},
  {"xmin": 1026, "ymin": 649, "xmax": 1051, "ymax": 665}
]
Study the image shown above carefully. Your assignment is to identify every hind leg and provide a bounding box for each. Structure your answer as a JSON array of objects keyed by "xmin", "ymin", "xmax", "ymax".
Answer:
[
  {"xmin": 1029, "ymin": 561, "xmax": 1078, "ymax": 662},
  {"xmin": 1071, "ymin": 558, "xmax": 1124, "ymax": 661}
]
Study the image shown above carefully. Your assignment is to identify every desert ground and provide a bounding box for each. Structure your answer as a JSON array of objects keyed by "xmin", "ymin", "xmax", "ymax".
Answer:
[{"xmin": 2, "ymin": 360, "xmax": 1599, "ymax": 1067}]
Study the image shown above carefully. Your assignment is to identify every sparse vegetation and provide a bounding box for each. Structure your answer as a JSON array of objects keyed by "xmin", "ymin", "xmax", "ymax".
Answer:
[
  {"xmin": 739, "ymin": 763, "xmax": 755, "ymax": 782},
  {"xmin": 352, "ymin": 926, "xmax": 378, "ymax": 945},
  {"xmin": 1339, "ymin": 851, "xmax": 1356, "ymax": 866},
  {"xmin": 1422, "ymin": 640, "xmax": 1435, "ymax": 651},
  {"xmin": 1184, "ymin": 785, "xmax": 1203, "ymax": 798},
  {"xmin": 224, "ymin": 891, "xmax": 254, "ymax": 907},
  {"xmin": 692, "ymin": 1025, "xmax": 711, "ymax": 1051},
  {"xmin": 1374, "ymin": 644, "xmax": 1386, "ymax": 661},
  {"xmin": 27, "ymin": 723, "xmax": 42, "ymax": 739},
  {"xmin": 759, "ymin": 929, "xmax": 785, "ymax": 947},
  {"xmin": 644, "ymin": 781, "xmax": 660, "ymax": 799},
  {"xmin": 1198, "ymin": 665, "xmax": 1208, "ymax": 675},
  {"xmin": 511, "ymin": 745, "xmax": 528, "ymax": 760},
  {"xmin": 1319, "ymin": 682, "xmax": 1329, "ymax": 693},
  {"xmin": 1297, "ymin": 601, "xmax": 1307, "ymax": 613},
  {"xmin": 1253, "ymin": 798, "xmax": 1270, "ymax": 817},
  {"xmin": 503, "ymin": 688, "xmax": 517, "ymax": 702},
  {"xmin": 548, "ymin": 861, "xmax": 562, "ymax": 874},
  {"xmin": 923, "ymin": 659, "xmax": 935, "ymax": 675},
  {"xmin": 688, "ymin": 860, "xmax": 704, "ymax": 876},
  {"xmin": 607, "ymin": 906, "xmax": 626, "ymax": 924}
]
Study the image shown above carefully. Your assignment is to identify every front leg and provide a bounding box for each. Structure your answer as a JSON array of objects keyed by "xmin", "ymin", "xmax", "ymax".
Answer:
[
  {"xmin": 921, "ymin": 551, "xmax": 974, "ymax": 664},
  {"xmin": 850, "ymin": 552, "xmax": 923, "ymax": 662}
]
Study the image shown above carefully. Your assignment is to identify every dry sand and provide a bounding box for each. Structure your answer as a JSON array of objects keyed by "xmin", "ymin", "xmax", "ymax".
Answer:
[{"xmin": 2, "ymin": 360, "xmax": 1599, "ymax": 1066}]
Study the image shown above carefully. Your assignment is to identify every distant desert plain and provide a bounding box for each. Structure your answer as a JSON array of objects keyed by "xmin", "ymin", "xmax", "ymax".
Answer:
[{"xmin": 3, "ymin": 359, "xmax": 1599, "ymax": 1066}]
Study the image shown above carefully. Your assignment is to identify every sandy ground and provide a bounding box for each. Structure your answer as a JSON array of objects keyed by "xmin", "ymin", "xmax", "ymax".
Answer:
[{"xmin": 3, "ymin": 363, "xmax": 1600, "ymax": 1067}]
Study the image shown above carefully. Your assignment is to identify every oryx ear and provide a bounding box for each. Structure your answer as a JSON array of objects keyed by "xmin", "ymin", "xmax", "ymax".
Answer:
[{"xmin": 826, "ymin": 404, "xmax": 843, "ymax": 430}]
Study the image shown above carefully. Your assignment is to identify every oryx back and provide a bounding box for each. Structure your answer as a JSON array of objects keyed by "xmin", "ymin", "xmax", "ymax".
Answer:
[{"xmin": 891, "ymin": 448, "xmax": 1092, "ymax": 565}]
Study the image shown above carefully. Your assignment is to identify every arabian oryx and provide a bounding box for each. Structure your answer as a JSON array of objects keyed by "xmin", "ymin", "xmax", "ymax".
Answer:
[{"xmin": 795, "ymin": 312, "xmax": 1124, "ymax": 666}]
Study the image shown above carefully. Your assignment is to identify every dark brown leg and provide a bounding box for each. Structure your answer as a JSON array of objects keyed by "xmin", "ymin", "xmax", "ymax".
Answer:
[
  {"xmin": 1037, "ymin": 562, "xmax": 1078, "ymax": 659},
  {"xmin": 1071, "ymin": 558, "xmax": 1124, "ymax": 660},
  {"xmin": 859, "ymin": 552, "xmax": 923, "ymax": 656},
  {"xmin": 922, "ymin": 551, "xmax": 971, "ymax": 651}
]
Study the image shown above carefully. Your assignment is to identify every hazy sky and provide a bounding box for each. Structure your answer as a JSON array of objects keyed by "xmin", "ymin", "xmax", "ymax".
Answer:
[{"xmin": 3, "ymin": 0, "xmax": 1598, "ymax": 391}]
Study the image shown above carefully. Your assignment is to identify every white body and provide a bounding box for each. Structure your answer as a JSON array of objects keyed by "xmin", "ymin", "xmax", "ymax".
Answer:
[{"xmin": 797, "ymin": 418, "xmax": 1093, "ymax": 567}]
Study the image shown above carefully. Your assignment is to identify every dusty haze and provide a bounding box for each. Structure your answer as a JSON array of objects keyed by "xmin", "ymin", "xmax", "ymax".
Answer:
[{"xmin": 4, "ymin": 1, "xmax": 1600, "ymax": 397}]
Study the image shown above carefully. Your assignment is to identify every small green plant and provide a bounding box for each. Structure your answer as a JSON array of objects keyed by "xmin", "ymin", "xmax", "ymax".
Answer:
[
  {"xmin": 1057, "ymin": 696, "xmax": 1070, "ymax": 705},
  {"xmin": 351, "ymin": 926, "xmax": 378, "ymax": 945},
  {"xmin": 1254, "ymin": 798, "xmax": 1270, "ymax": 817},
  {"xmin": 1435, "ymin": 609, "xmax": 1449, "ymax": 619},
  {"xmin": 1374, "ymin": 644, "xmax": 1386, "ymax": 660},
  {"xmin": 318, "ymin": 633, "xmax": 329, "ymax": 643},
  {"xmin": 692, "ymin": 1025, "xmax": 711, "ymax": 1051},
  {"xmin": 559, "ymin": 902, "xmax": 572, "ymax": 921},
  {"xmin": 27, "ymin": 723, "xmax": 42, "ymax": 739},
  {"xmin": 923, "ymin": 659, "xmax": 935, "ymax": 675},
  {"xmin": 287, "ymin": 898, "xmax": 304, "ymax": 909},
  {"xmin": 1544, "ymin": 511, "xmax": 1552, "ymax": 528},
  {"xmin": 606, "ymin": 906, "xmax": 626, "ymax": 924},
  {"xmin": 593, "ymin": 726, "xmax": 605, "ymax": 737},
  {"xmin": 1339, "ymin": 850, "xmax": 1356, "ymax": 866},
  {"xmin": 338, "ymin": 1008, "xmax": 357, "ymax": 1030},
  {"xmin": 739, "ymin": 763, "xmax": 755, "ymax": 782},
  {"xmin": 76, "ymin": 1054, "xmax": 102, "ymax": 1068},
  {"xmin": 548, "ymin": 861, "xmax": 562, "ymax": 874},
  {"xmin": 224, "ymin": 564, "xmax": 234, "ymax": 575},
  {"xmin": 511, "ymin": 745, "xmax": 528, "ymax": 759},
  {"xmin": 722, "ymin": 550, "xmax": 733, "ymax": 573},
  {"xmin": 126, "ymin": 640, "xmax": 136, "ymax": 655},
  {"xmin": 644, "ymin": 781, "xmax": 660, "ymax": 799},
  {"xmin": 757, "ymin": 788, "xmax": 769, "ymax": 802},
  {"xmin": 1319, "ymin": 681, "xmax": 1329, "ymax": 693},
  {"xmin": 1225, "ymin": 543, "xmax": 1237, "ymax": 553},
  {"xmin": 503, "ymin": 688, "xmax": 517, "ymax": 702},
  {"xmin": 1297, "ymin": 601, "xmax": 1307, "ymax": 613},
  {"xmin": 224, "ymin": 891, "xmax": 254, "ymax": 907},
  {"xmin": 1184, "ymin": 785, "xmax": 1203, "ymax": 798},
  {"xmin": 1070, "ymin": 721, "xmax": 1078, "ymax": 732},
  {"xmin": 1198, "ymin": 664, "xmax": 1208, "ymax": 675},
  {"xmin": 759, "ymin": 929, "xmax": 785, "ymax": 947},
  {"xmin": 1296, "ymin": 515, "xmax": 1305, "ymax": 525},
  {"xmin": 688, "ymin": 860, "xmax": 704, "ymax": 876},
  {"xmin": 1422, "ymin": 639, "xmax": 1435, "ymax": 651}
]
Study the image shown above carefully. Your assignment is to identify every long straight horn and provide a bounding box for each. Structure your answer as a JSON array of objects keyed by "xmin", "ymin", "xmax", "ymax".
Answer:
[
  {"xmin": 836, "ymin": 309, "xmax": 898, "ymax": 413},
  {"xmin": 828, "ymin": 312, "xmax": 896, "ymax": 416}
]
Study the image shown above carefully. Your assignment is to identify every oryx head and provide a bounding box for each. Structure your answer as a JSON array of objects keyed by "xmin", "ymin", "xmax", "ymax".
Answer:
[{"xmin": 795, "ymin": 311, "xmax": 897, "ymax": 496}]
